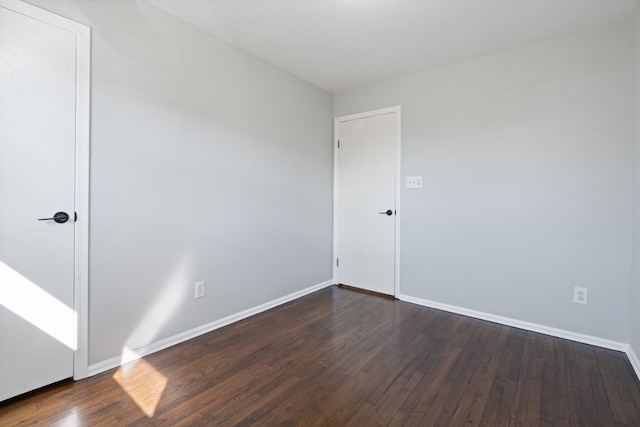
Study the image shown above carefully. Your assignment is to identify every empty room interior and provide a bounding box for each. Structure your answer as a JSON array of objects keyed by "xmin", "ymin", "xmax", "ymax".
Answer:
[{"xmin": 4, "ymin": 0, "xmax": 640, "ymax": 424}]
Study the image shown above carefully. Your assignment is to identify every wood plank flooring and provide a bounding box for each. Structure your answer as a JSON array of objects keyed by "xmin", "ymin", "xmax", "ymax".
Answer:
[{"xmin": 2, "ymin": 286, "xmax": 640, "ymax": 426}]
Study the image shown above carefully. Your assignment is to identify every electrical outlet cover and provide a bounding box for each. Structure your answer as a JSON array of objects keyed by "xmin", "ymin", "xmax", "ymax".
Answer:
[
  {"xmin": 195, "ymin": 281, "xmax": 206, "ymax": 299},
  {"xmin": 573, "ymin": 287, "xmax": 587, "ymax": 305}
]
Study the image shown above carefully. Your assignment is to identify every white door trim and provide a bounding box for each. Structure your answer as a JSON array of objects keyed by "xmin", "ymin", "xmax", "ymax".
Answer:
[
  {"xmin": 333, "ymin": 106, "xmax": 401, "ymax": 296},
  {"xmin": 0, "ymin": 0, "xmax": 91, "ymax": 380}
]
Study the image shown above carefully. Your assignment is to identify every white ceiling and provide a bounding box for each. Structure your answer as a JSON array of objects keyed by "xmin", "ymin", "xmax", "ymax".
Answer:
[{"xmin": 146, "ymin": 0, "xmax": 638, "ymax": 94}]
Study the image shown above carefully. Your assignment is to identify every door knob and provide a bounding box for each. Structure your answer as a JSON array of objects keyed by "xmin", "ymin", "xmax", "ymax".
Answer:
[
  {"xmin": 38, "ymin": 212, "xmax": 69, "ymax": 223},
  {"xmin": 378, "ymin": 210, "xmax": 393, "ymax": 216}
]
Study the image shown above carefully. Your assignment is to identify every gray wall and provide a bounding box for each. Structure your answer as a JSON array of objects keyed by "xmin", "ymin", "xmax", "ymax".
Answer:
[
  {"xmin": 24, "ymin": 0, "xmax": 638, "ymax": 365},
  {"xmin": 26, "ymin": 0, "xmax": 334, "ymax": 365},
  {"xmin": 631, "ymin": 7, "xmax": 640, "ymax": 356},
  {"xmin": 335, "ymin": 22, "xmax": 634, "ymax": 343}
]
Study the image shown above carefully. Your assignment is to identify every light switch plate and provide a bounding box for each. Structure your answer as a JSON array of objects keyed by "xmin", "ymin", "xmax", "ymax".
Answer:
[{"xmin": 406, "ymin": 176, "xmax": 423, "ymax": 188}]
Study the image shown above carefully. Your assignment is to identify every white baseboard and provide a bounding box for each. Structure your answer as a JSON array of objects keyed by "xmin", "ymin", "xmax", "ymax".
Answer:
[
  {"xmin": 627, "ymin": 346, "xmax": 640, "ymax": 381},
  {"xmin": 398, "ymin": 293, "xmax": 628, "ymax": 352},
  {"xmin": 88, "ymin": 280, "xmax": 333, "ymax": 377}
]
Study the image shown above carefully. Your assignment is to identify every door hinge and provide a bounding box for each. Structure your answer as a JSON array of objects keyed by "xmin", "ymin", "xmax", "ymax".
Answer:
[
  {"xmin": 337, "ymin": 140, "xmax": 340, "ymax": 149},
  {"xmin": 336, "ymin": 258, "xmax": 339, "ymax": 267}
]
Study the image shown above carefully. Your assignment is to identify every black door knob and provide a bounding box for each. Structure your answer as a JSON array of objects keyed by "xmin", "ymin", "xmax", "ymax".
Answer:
[
  {"xmin": 378, "ymin": 209, "xmax": 393, "ymax": 216},
  {"xmin": 38, "ymin": 212, "xmax": 69, "ymax": 224}
]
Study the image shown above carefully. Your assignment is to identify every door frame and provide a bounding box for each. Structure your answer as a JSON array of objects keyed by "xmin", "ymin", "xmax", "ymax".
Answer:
[
  {"xmin": 0, "ymin": 0, "xmax": 91, "ymax": 380},
  {"xmin": 333, "ymin": 106, "xmax": 401, "ymax": 297}
]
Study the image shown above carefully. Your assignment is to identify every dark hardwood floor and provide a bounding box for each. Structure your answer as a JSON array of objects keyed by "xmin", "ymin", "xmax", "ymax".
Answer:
[{"xmin": 2, "ymin": 286, "xmax": 640, "ymax": 426}]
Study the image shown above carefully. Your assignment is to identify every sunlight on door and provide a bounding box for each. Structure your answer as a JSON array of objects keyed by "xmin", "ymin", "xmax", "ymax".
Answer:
[
  {"xmin": 0, "ymin": 262, "xmax": 77, "ymax": 350},
  {"xmin": 114, "ymin": 347, "xmax": 168, "ymax": 418}
]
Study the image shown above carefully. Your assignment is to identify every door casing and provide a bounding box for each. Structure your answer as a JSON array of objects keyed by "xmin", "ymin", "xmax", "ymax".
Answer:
[
  {"xmin": 0, "ymin": 0, "xmax": 91, "ymax": 380},
  {"xmin": 333, "ymin": 106, "xmax": 401, "ymax": 296}
]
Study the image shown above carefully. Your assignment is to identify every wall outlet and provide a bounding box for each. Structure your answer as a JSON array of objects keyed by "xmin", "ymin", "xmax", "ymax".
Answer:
[
  {"xmin": 573, "ymin": 287, "xmax": 587, "ymax": 305},
  {"xmin": 195, "ymin": 281, "xmax": 206, "ymax": 299}
]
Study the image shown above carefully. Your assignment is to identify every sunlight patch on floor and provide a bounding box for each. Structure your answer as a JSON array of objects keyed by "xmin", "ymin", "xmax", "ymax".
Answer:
[
  {"xmin": 0, "ymin": 261, "xmax": 77, "ymax": 349},
  {"xmin": 113, "ymin": 347, "xmax": 168, "ymax": 418},
  {"xmin": 57, "ymin": 408, "xmax": 81, "ymax": 427}
]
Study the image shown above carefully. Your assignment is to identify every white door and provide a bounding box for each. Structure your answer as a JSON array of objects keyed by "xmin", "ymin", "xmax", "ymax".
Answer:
[
  {"xmin": 336, "ymin": 110, "xmax": 398, "ymax": 295},
  {"xmin": 0, "ymin": 2, "xmax": 81, "ymax": 402}
]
